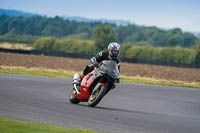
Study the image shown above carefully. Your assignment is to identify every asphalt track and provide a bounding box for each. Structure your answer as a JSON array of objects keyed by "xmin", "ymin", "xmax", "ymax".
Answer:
[{"xmin": 0, "ymin": 74, "xmax": 200, "ymax": 133}]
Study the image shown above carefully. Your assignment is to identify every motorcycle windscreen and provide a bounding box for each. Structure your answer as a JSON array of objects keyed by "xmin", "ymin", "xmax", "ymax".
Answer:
[{"xmin": 99, "ymin": 60, "xmax": 120, "ymax": 79}]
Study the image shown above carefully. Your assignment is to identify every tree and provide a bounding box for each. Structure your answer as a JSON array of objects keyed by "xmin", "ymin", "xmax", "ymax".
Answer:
[
  {"xmin": 0, "ymin": 14, "xmax": 198, "ymax": 47},
  {"xmin": 194, "ymin": 40, "xmax": 200, "ymax": 65},
  {"xmin": 0, "ymin": 15, "xmax": 9, "ymax": 34},
  {"xmin": 75, "ymin": 25, "xmax": 92, "ymax": 39},
  {"xmin": 124, "ymin": 32, "xmax": 142, "ymax": 43},
  {"xmin": 92, "ymin": 25, "xmax": 116, "ymax": 51},
  {"xmin": 167, "ymin": 28, "xmax": 183, "ymax": 36},
  {"xmin": 193, "ymin": 40, "xmax": 200, "ymax": 49},
  {"xmin": 34, "ymin": 37, "xmax": 57, "ymax": 50},
  {"xmin": 183, "ymin": 32, "xmax": 197, "ymax": 47},
  {"xmin": 167, "ymin": 35, "xmax": 183, "ymax": 46},
  {"xmin": 120, "ymin": 43, "xmax": 132, "ymax": 57},
  {"xmin": 115, "ymin": 25, "xmax": 137, "ymax": 43},
  {"xmin": 151, "ymin": 31, "xmax": 167, "ymax": 46},
  {"xmin": 42, "ymin": 24, "xmax": 63, "ymax": 37}
]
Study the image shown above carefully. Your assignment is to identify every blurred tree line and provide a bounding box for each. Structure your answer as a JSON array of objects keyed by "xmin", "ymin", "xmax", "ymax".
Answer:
[
  {"xmin": 0, "ymin": 14, "xmax": 198, "ymax": 47},
  {"xmin": 34, "ymin": 37, "xmax": 200, "ymax": 65},
  {"xmin": 1, "ymin": 14, "xmax": 200, "ymax": 65},
  {"xmin": 34, "ymin": 37, "xmax": 96, "ymax": 54}
]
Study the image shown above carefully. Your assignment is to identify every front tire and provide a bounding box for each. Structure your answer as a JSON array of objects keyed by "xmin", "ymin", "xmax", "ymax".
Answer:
[
  {"xmin": 69, "ymin": 89, "xmax": 80, "ymax": 104},
  {"xmin": 88, "ymin": 86, "xmax": 107, "ymax": 107}
]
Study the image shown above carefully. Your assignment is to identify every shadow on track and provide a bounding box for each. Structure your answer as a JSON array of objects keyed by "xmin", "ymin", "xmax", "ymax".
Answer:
[
  {"xmin": 96, "ymin": 106, "xmax": 150, "ymax": 115},
  {"xmin": 69, "ymin": 103, "xmax": 152, "ymax": 115}
]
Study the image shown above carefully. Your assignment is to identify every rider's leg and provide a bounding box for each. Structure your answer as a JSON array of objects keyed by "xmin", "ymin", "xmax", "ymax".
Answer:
[
  {"xmin": 83, "ymin": 64, "xmax": 94, "ymax": 76},
  {"xmin": 79, "ymin": 64, "xmax": 94, "ymax": 83}
]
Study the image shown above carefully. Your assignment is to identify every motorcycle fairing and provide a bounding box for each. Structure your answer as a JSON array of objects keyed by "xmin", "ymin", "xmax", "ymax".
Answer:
[
  {"xmin": 77, "ymin": 69, "xmax": 102, "ymax": 100},
  {"xmin": 77, "ymin": 72, "xmax": 93, "ymax": 100},
  {"xmin": 99, "ymin": 83, "xmax": 108, "ymax": 87}
]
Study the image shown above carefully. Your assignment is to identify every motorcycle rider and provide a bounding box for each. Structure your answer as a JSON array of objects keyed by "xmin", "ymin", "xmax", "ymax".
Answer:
[{"xmin": 78, "ymin": 42, "xmax": 120, "ymax": 83}]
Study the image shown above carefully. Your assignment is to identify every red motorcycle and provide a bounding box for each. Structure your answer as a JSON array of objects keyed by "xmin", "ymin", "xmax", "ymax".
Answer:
[{"xmin": 69, "ymin": 60, "xmax": 120, "ymax": 107}]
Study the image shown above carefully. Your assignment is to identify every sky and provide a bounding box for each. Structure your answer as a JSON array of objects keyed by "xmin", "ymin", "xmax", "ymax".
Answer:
[{"xmin": 0, "ymin": 0, "xmax": 200, "ymax": 32}]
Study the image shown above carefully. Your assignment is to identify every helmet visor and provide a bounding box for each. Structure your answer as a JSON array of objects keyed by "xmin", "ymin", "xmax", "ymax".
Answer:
[{"xmin": 111, "ymin": 50, "xmax": 119, "ymax": 57}]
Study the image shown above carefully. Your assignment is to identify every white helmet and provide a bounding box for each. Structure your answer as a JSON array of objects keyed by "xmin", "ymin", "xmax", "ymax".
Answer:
[{"xmin": 108, "ymin": 42, "xmax": 120, "ymax": 58}]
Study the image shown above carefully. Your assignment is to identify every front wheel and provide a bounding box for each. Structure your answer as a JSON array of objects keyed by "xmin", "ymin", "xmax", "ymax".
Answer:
[
  {"xmin": 69, "ymin": 89, "xmax": 80, "ymax": 104},
  {"xmin": 88, "ymin": 86, "xmax": 107, "ymax": 107}
]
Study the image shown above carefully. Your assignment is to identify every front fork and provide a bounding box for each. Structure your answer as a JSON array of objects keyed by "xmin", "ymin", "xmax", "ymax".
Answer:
[{"xmin": 73, "ymin": 73, "xmax": 80, "ymax": 94}]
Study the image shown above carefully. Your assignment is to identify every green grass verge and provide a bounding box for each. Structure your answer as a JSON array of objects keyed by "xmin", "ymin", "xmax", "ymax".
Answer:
[
  {"xmin": 0, "ymin": 67, "xmax": 73, "ymax": 78},
  {"xmin": 0, "ymin": 66, "xmax": 199, "ymax": 88},
  {"xmin": 0, "ymin": 117, "xmax": 101, "ymax": 133},
  {"xmin": 120, "ymin": 76, "xmax": 200, "ymax": 88}
]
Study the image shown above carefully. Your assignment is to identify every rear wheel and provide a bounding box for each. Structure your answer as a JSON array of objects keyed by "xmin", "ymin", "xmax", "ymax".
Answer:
[
  {"xmin": 69, "ymin": 89, "xmax": 80, "ymax": 104},
  {"xmin": 88, "ymin": 86, "xmax": 107, "ymax": 107}
]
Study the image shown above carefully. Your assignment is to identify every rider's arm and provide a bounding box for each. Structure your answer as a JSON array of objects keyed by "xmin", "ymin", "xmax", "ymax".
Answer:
[
  {"xmin": 116, "ymin": 58, "xmax": 120, "ymax": 83},
  {"xmin": 91, "ymin": 51, "xmax": 106, "ymax": 66},
  {"xmin": 115, "ymin": 57, "xmax": 120, "ymax": 73},
  {"xmin": 118, "ymin": 63, "xmax": 120, "ymax": 73}
]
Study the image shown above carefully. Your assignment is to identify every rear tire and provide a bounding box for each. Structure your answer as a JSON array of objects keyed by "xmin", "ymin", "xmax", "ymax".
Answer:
[
  {"xmin": 69, "ymin": 89, "xmax": 80, "ymax": 104},
  {"xmin": 88, "ymin": 86, "xmax": 107, "ymax": 107}
]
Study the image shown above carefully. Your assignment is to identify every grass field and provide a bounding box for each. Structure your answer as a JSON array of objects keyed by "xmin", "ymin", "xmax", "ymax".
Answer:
[
  {"xmin": 0, "ymin": 117, "xmax": 101, "ymax": 133},
  {"xmin": 0, "ymin": 51, "xmax": 200, "ymax": 88},
  {"xmin": 1, "ymin": 52, "xmax": 200, "ymax": 83}
]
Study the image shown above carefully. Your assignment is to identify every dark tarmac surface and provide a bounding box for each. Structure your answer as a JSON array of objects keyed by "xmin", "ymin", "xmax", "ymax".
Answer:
[{"xmin": 0, "ymin": 74, "xmax": 200, "ymax": 133}]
